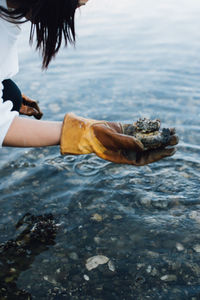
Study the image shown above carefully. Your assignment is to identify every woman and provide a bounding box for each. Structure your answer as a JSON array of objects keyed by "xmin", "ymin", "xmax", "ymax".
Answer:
[{"xmin": 0, "ymin": 0, "xmax": 178, "ymax": 166}]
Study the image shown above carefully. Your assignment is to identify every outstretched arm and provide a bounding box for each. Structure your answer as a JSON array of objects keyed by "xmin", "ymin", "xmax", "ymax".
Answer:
[
  {"xmin": 3, "ymin": 114, "xmax": 179, "ymax": 166},
  {"xmin": 3, "ymin": 117, "xmax": 62, "ymax": 147}
]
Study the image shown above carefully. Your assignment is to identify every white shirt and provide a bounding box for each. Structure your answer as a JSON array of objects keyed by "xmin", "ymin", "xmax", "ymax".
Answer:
[{"xmin": 0, "ymin": 0, "xmax": 21, "ymax": 147}]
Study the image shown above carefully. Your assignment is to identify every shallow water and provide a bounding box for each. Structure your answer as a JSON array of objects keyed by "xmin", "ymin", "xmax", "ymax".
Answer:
[{"xmin": 1, "ymin": 0, "xmax": 200, "ymax": 299}]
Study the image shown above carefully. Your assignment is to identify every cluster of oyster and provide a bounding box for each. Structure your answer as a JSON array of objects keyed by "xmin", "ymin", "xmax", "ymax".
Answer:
[{"xmin": 123, "ymin": 118, "xmax": 173, "ymax": 150}]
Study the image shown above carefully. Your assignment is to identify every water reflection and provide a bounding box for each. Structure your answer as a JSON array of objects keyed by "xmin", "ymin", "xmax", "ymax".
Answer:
[
  {"xmin": 73, "ymin": 156, "xmax": 111, "ymax": 177},
  {"xmin": 1, "ymin": 0, "xmax": 200, "ymax": 298}
]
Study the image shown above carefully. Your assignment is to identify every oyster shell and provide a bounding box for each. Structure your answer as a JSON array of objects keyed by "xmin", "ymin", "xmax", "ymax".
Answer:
[
  {"xmin": 135, "ymin": 118, "xmax": 160, "ymax": 133},
  {"xmin": 123, "ymin": 118, "xmax": 172, "ymax": 150}
]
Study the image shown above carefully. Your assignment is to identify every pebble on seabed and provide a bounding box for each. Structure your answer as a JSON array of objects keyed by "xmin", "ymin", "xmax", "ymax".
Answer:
[
  {"xmin": 90, "ymin": 213, "xmax": 103, "ymax": 222},
  {"xmin": 86, "ymin": 255, "xmax": 109, "ymax": 271},
  {"xmin": 193, "ymin": 245, "xmax": 200, "ymax": 253},
  {"xmin": 160, "ymin": 275, "xmax": 177, "ymax": 282},
  {"xmin": 83, "ymin": 274, "xmax": 90, "ymax": 281},
  {"xmin": 176, "ymin": 243, "xmax": 184, "ymax": 251},
  {"xmin": 189, "ymin": 211, "xmax": 200, "ymax": 224},
  {"xmin": 108, "ymin": 260, "xmax": 116, "ymax": 272},
  {"xmin": 69, "ymin": 252, "xmax": 79, "ymax": 260}
]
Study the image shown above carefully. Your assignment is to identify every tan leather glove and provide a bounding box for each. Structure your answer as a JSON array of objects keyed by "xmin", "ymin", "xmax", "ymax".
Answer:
[
  {"xmin": 19, "ymin": 94, "xmax": 43, "ymax": 120},
  {"xmin": 60, "ymin": 113, "xmax": 178, "ymax": 166}
]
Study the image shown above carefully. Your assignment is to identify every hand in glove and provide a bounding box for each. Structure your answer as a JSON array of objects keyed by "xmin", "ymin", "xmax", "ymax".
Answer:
[
  {"xmin": 60, "ymin": 113, "xmax": 178, "ymax": 166},
  {"xmin": 19, "ymin": 94, "xmax": 43, "ymax": 120}
]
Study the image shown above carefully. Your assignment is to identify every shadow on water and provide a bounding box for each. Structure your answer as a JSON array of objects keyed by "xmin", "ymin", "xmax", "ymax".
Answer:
[{"xmin": 0, "ymin": 213, "xmax": 58, "ymax": 299}]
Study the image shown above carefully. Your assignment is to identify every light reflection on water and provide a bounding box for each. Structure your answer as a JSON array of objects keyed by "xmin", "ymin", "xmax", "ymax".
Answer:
[{"xmin": 1, "ymin": 0, "xmax": 200, "ymax": 299}]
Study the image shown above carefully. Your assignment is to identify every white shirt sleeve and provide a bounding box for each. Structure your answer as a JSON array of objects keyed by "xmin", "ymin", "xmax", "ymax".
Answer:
[
  {"xmin": 0, "ymin": 0, "xmax": 22, "ymax": 148},
  {"xmin": 0, "ymin": 81, "xmax": 18, "ymax": 147}
]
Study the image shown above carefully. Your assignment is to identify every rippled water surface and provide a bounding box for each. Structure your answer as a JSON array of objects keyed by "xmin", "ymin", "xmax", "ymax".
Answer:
[{"xmin": 1, "ymin": 0, "xmax": 200, "ymax": 299}]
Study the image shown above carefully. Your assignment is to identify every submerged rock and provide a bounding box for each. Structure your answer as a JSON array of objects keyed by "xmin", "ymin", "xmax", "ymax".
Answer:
[
  {"xmin": 176, "ymin": 243, "xmax": 184, "ymax": 251},
  {"xmin": 193, "ymin": 245, "xmax": 200, "ymax": 253},
  {"xmin": 108, "ymin": 260, "xmax": 116, "ymax": 272},
  {"xmin": 85, "ymin": 255, "xmax": 109, "ymax": 271},
  {"xmin": 160, "ymin": 274, "xmax": 177, "ymax": 282},
  {"xmin": 91, "ymin": 214, "xmax": 103, "ymax": 222},
  {"xmin": 83, "ymin": 274, "xmax": 90, "ymax": 281}
]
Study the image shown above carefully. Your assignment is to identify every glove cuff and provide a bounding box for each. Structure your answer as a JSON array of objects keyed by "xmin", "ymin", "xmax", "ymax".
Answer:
[{"xmin": 60, "ymin": 113, "xmax": 95, "ymax": 155}]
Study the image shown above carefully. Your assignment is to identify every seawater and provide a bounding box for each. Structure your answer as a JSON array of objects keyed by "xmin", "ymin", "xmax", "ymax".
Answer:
[{"xmin": 1, "ymin": 0, "xmax": 200, "ymax": 299}]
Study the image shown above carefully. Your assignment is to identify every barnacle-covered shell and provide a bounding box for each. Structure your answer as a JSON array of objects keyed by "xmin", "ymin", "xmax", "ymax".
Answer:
[
  {"xmin": 134, "ymin": 118, "xmax": 161, "ymax": 133},
  {"xmin": 123, "ymin": 118, "xmax": 172, "ymax": 150}
]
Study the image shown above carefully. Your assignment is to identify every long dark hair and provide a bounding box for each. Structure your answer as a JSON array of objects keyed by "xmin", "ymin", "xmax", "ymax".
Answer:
[{"xmin": 0, "ymin": 0, "xmax": 78, "ymax": 68}]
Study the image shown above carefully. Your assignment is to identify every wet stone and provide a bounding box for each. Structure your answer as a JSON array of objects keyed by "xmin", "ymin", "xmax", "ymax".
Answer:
[
  {"xmin": 83, "ymin": 274, "xmax": 90, "ymax": 281},
  {"xmin": 108, "ymin": 260, "xmax": 116, "ymax": 272},
  {"xmin": 146, "ymin": 265, "xmax": 152, "ymax": 273},
  {"xmin": 85, "ymin": 255, "xmax": 109, "ymax": 271},
  {"xmin": 94, "ymin": 236, "xmax": 101, "ymax": 244},
  {"xmin": 160, "ymin": 274, "xmax": 177, "ymax": 282},
  {"xmin": 193, "ymin": 245, "xmax": 200, "ymax": 253},
  {"xmin": 69, "ymin": 252, "xmax": 79, "ymax": 260},
  {"xmin": 91, "ymin": 214, "xmax": 103, "ymax": 222},
  {"xmin": 176, "ymin": 243, "xmax": 184, "ymax": 251},
  {"xmin": 151, "ymin": 268, "xmax": 158, "ymax": 276}
]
